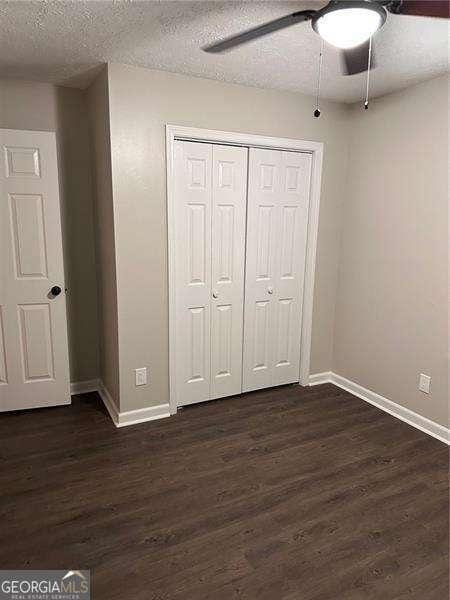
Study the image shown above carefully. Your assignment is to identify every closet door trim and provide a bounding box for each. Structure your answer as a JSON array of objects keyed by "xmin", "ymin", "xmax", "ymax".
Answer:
[{"xmin": 167, "ymin": 125, "xmax": 324, "ymax": 414}]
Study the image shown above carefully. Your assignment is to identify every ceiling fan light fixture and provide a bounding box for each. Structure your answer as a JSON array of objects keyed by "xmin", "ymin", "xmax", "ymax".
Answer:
[{"xmin": 312, "ymin": 3, "xmax": 386, "ymax": 49}]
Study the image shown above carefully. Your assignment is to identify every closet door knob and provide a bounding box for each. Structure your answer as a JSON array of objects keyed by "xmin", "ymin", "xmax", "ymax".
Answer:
[
  {"xmin": 50, "ymin": 285, "xmax": 62, "ymax": 297},
  {"xmin": 212, "ymin": 290, "xmax": 219, "ymax": 299},
  {"xmin": 267, "ymin": 287, "xmax": 274, "ymax": 295}
]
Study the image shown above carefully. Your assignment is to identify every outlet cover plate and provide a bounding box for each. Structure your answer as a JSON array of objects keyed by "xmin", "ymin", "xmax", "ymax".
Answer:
[
  {"xmin": 135, "ymin": 367, "xmax": 147, "ymax": 386},
  {"xmin": 418, "ymin": 373, "xmax": 431, "ymax": 394}
]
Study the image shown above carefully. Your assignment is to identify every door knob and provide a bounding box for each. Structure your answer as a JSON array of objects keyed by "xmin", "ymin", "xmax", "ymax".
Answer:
[
  {"xmin": 212, "ymin": 290, "xmax": 219, "ymax": 299},
  {"xmin": 50, "ymin": 285, "xmax": 62, "ymax": 297},
  {"xmin": 267, "ymin": 287, "xmax": 274, "ymax": 295}
]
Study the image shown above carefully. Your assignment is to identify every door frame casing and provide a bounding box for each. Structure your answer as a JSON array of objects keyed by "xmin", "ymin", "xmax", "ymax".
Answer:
[{"xmin": 166, "ymin": 125, "xmax": 324, "ymax": 414}]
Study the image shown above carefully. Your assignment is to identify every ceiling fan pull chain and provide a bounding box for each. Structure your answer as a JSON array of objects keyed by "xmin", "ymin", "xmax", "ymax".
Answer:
[
  {"xmin": 314, "ymin": 38, "xmax": 324, "ymax": 118},
  {"xmin": 364, "ymin": 36, "xmax": 373, "ymax": 110}
]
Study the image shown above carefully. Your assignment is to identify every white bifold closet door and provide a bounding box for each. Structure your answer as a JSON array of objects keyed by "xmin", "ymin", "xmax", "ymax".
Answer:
[
  {"xmin": 242, "ymin": 148, "xmax": 312, "ymax": 392},
  {"xmin": 173, "ymin": 140, "xmax": 247, "ymax": 406}
]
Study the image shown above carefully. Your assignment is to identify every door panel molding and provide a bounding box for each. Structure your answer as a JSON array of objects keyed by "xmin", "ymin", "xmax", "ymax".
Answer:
[{"xmin": 167, "ymin": 125, "xmax": 323, "ymax": 414}]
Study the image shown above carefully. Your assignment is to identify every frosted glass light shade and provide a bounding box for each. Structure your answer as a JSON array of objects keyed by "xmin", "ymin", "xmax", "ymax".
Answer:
[{"xmin": 314, "ymin": 7, "xmax": 384, "ymax": 49}]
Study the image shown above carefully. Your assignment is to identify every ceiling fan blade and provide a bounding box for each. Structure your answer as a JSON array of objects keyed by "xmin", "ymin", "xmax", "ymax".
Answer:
[
  {"xmin": 341, "ymin": 40, "xmax": 376, "ymax": 76},
  {"xmin": 388, "ymin": 1, "xmax": 449, "ymax": 18},
  {"xmin": 203, "ymin": 10, "xmax": 316, "ymax": 53}
]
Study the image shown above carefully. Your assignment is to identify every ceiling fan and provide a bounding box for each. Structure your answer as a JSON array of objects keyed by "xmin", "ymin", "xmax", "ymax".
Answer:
[{"xmin": 203, "ymin": 1, "xmax": 449, "ymax": 76}]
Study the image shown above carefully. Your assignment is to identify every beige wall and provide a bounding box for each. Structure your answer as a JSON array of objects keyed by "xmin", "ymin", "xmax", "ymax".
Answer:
[
  {"xmin": 0, "ymin": 78, "xmax": 99, "ymax": 383},
  {"xmin": 2, "ymin": 69, "xmax": 446, "ymax": 428},
  {"xmin": 106, "ymin": 62, "xmax": 350, "ymax": 411},
  {"xmin": 87, "ymin": 68, "xmax": 120, "ymax": 407},
  {"xmin": 334, "ymin": 75, "xmax": 449, "ymax": 427}
]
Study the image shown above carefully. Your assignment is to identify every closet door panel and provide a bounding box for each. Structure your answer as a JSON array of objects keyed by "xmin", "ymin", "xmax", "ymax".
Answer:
[
  {"xmin": 211, "ymin": 145, "xmax": 247, "ymax": 399},
  {"xmin": 243, "ymin": 148, "xmax": 312, "ymax": 392},
  {"xmin": 272, "ymin": 151, "xmax": 312, "ymax": 385},
  {"xmin": 173, "ymin": 141, "xmax": 212, "ymax": 406},
  {"xmin": 242, "ymin": 149, "xmax": 282, "ymax": 392}
]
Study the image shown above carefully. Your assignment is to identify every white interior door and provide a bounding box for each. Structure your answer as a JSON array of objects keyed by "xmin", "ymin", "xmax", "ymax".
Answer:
[
  {"xmin": 172, "ymin": 141, "xmax": 247, "ymax": 406},
  {"xmin": 0, "ymin": 128, "xmax": 70, "ymax": 411},
  {"xmin": 173, "ymin": 141, "xmax": 212, "ymax": 406},
  {"xmin": 242, "ymin": 148, "xmax": 312, "ymax": 392},
  {"xmin": 210, "ymin": 144, "xmax": 247, "ymax": 400}
]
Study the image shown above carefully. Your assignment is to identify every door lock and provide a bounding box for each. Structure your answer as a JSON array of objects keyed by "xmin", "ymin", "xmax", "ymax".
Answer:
[
  {"xmin": 212, "ymin": 290, "xmax": 219, "ymax": 299},
  {"xmin": 267, "ymin": 287, "xmax": 274, "ymax": 295}
]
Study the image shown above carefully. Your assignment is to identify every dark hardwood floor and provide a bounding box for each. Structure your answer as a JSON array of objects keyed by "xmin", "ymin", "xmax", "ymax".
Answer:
[{"xmin": 0, "ymin": 384, "xmax": 448, "ymax": 599}]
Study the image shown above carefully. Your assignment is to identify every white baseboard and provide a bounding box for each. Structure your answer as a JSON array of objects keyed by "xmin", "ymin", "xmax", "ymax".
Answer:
[
  {"xmin": 115, "ymin": 403, "xmax": 171, "ymax": 428},
  {"xmin": 71, "ymin": 373, "xmax": 449, "ymax": 442},
  {"xmin": 70, "ymin": 379, "xmax": 99, "ymax": 395},
  {"xmin": 97, "ymin": 380, "xmax": 170, "ymax": 428},
  {"xmin": 71, "ymin": 379, "xmax": 170, "ymax": 428},
  {"xmin": 308, "ymin": 371, "xmax": 449, "ymax": 445},
  {"xmin": 308, "ymin": 371, "xmax": 333, "ymax": 386},
  {"xmin": 96, "ymin": 380, "xmax": 120, "ymax": 426}
]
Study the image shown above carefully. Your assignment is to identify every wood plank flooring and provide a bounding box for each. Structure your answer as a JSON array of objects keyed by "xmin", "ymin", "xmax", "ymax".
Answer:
[{"xmin": 0, "ymin": 383, "xmax": 448, "ymax": 599}]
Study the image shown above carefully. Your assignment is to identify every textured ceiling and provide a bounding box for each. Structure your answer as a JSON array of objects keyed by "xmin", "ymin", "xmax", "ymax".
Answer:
[{"xmin": 0, "ymin": 1, "xmax": 448, "ymax": 103}]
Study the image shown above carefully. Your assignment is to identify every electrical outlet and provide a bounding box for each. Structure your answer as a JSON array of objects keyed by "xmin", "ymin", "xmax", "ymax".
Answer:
[
  {"xmin": 418, "ymin": 373, "xmax": 431, "ymax": 394},
  {"xmin": 135, "ymin": 367, "xmax": 147, "ymax": 386}
]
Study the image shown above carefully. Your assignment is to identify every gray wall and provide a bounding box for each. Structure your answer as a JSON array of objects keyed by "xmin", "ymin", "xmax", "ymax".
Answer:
[
  {"xmin": 0, "ymin": 78, "xmax": 99, "ymax": 383},
  {"xmin": 87, "ymin": 68, "xmax": 120, "ymax": 408},
  {"xmin": 334, "ymin": 75, "xmax": 449, "ymax": 427},
  {"xmin": 106, "ymin": 63, "xmax": 350, "ymax": 412}
]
